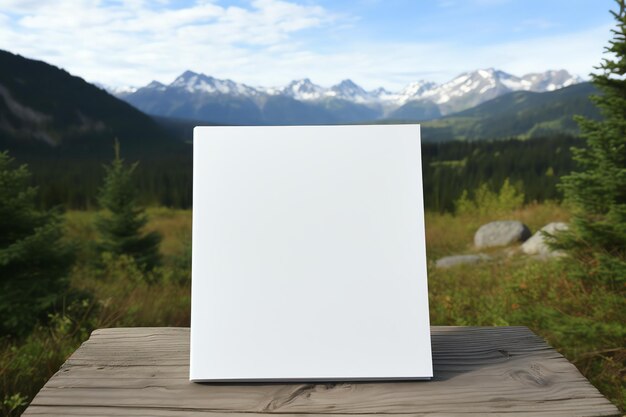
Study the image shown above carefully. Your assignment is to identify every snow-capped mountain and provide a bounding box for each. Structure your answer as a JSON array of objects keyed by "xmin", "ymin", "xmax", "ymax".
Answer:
[
  {"xmin": 169, "ymin": 70, "xmax": 259, "ymax": 96},
  {"xmin": 328, "ymin": 79, "xmax": 374, "ymax": 103},
  {"xmin": 114, "ymin": 68, "xmax": 583, "ymax": 123},
  {"xmin": 280, "ymin": 78, "xmax": 327, "ymax": 101},
  {"xmin": 391, "ymin": 68, "xmax": 583, "ymax": 114},
  {"xmin": 381, "ymin": 81, "xmax": 438, "ymax": 106},
  {"xmin": 521, "ymin": 70, "xmax": 580, "ymax": 91},
  {"xmin": 420, "ymin": 69, "xmax": 517, "ymax": 113},
  {"xmin": 275, "ymin": 78, "xmax": 375, "ymax": 103}
]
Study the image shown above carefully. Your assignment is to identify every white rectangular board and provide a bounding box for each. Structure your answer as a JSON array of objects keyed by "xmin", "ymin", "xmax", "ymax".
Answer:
[{"xmin": 191, "ymin": 125, "xmax": 432, "ymax": 382}]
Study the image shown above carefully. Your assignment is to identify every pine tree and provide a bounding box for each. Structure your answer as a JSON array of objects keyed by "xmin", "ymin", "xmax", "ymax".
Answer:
[
  {"xmin": 0, "ymin": 152, "xmax": 73, "ymax": 336},
  {"xmin": 96, "ymin": 142, "xmax": 162, "ymax": 272},
  {"xmin": 555, "ymin": 0, "xmax": 626, "ymax": 287}
]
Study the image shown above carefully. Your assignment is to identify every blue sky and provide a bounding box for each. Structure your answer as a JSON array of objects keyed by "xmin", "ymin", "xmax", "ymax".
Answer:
[{"xmin": 0, "ymin": 0, "xmax": 616, "ymax": 90}]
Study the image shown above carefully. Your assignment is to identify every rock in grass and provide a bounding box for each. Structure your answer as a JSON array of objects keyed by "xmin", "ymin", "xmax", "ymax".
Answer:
[
  {"xmin": 436, "ymin": 254, "xmax": 491, "ymax": 269},
  {"xmin": 474, "ymin": 220, "xmax": 531, "ymax": 249},
  {"xmin": 521, "ymin": 222, "xmax": 569, "ymax": 256}
]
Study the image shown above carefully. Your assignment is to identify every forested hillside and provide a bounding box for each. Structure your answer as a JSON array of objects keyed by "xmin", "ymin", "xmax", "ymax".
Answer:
[
  {"xmin": 420, "ymin": 83, "xmax": 599, "ymax": 141},
  {"xmin": 0, "ymin": 50, "xmax": 192, "ymax": 208}
]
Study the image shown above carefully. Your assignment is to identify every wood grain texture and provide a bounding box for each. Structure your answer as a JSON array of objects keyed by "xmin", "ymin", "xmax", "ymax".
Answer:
[{"xmin": 23, "ymin": 326, "xmax": 620, "ymax": 417}]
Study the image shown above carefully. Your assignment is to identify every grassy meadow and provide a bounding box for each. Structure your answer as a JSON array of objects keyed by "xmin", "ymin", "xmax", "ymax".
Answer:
[{"xmin": 1, "ymin": 204, "xmax": 624, "ymax": 416}]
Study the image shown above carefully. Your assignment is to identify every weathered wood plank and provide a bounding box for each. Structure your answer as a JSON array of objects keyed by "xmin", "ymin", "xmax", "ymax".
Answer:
[
  {"xmin": 19, "ymin": 407, "xmax": 622, "ymax": 417},
  {"xmin": 23, "ymin": 327, "xmax": 620, "ymax": 417}
]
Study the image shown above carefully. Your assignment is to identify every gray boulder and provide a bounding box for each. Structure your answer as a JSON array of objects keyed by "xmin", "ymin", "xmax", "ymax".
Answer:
[
  {"xmin": 521, "ymin": 222, "xmax": 569, "ymax": 257},
  {"xmin": 474, "ymin": 220, "xmax": 531, "ymax": 249},
  {"xmin": 436, "ymin": 254, "xmax": 491, "ymax": 269}
]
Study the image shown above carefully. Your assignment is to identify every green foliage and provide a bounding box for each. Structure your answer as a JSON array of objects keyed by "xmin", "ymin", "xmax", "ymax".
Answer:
[
  {"xmin": 429, "ymin": 259, "xmax": 626, "ymax": 410},
  {"xmin": 2, "ymin": 393, "xmax": 28, "ymax": 417},
  {"xmin": 427, "ymin": 204, "xmax": 624, "ymax": 411},
  {"xmin": 0, "ymin": 152, "xmax": 73, "ymax": 336},
  {"xmin": 0, "ymin": 294, "xmax": 93, "ymax": 416},
  {"xmin": 96, "ymin": 143, "xmax": 162, "ymax": 272},
  {"xmin": 455, "ymin": 178, "xmax": 524, "ymax": 216},
  {"xmin": 555, "ymin": 1, "xmax": 626, "ymax": 287},
  {"xmin": 422, "ymin": 135, "xmax": 581, "ymax": 212},
  {"xmin": 0, "ymin": 210, "xmax": 191, "ymax": 416}
]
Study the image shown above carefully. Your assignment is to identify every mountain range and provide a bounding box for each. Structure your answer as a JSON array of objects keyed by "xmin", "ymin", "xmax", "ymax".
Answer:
[
  {"xmin": 115, "ymin": 69, "xmax": 583, "ymax": 125},
  {"xmin": 0, "ymin": 48, "xmax": 599, "ymax": 152}
]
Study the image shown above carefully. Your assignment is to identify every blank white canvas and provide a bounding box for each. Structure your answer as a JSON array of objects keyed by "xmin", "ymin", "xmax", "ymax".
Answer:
[{"xmin": 191, "ymin": 125, "xmax": 432, "ymax": 382}]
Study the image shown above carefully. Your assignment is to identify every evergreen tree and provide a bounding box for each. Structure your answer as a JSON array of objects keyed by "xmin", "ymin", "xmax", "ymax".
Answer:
[
  {"xmin": 0, "ymin": 152, "xmax": 73, "ymax": 336},
  {"xmin": 555, "ymin": 0, "xmax": 626, "ymax": 287},
  {"xmin": 96, "ymin": 142, "xmax": 162, "ymax": 271}
]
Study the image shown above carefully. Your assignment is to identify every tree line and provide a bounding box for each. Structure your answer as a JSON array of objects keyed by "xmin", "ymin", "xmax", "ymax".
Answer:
[
  {"xmin": 8, "ymin": 134, "xmax": 582, "ymax": 213},
  {"xmin": 421, "ymin": 134, "xmax": 582, "ymax": 212}
]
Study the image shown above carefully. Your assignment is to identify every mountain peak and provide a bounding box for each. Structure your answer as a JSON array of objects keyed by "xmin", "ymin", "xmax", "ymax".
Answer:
[
  {"xmin": 393, "ymin": 81, "xmax": 437, "ymax": 105},
  {"xmin": 146, "ymin": 80, "xmax": 165, "ymax": 89},
  {"xmin": 329, "ymin": 79, "xmax": 371, "ymax": 102},
  {"xmin": 171, "ymin": 71, "xmax": 204, "ymax": 90},
  {"xmin": 178, "ymin": 70, "xmax": 200, "ymax": 79},
  {"xmin": 282, "ymin": 78, "xmax": 325, "ymax": 100},
  {"xmin": 476, "ymin": 68, "xmax": 502, "ymax": 78},
  {"xmin": 168, "ymin": 71, "xmax": 257, "ymax": 96},
  {"xmin": 336, "ymin": 79, "xmax": 359, "ymax": 88}
]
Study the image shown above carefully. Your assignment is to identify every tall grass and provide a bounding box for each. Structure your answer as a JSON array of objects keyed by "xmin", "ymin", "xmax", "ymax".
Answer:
[
  {"xmin": 429, "ymin": 257, "xmax": 625, "ymax": 410},
  {"xmin": 0, "ymin": 208, "xmax": 191, "ymax": 417},
  {"xmin": 1, "ymin": 205, "xmax": 623, "ymax": 416},
  {"xmin": 425, "ymin": 201, "xmax": 570, "ymax": 259},
  {"xmin": 427, "ymin": 205, "xmax": 624, "ymax": 411}
]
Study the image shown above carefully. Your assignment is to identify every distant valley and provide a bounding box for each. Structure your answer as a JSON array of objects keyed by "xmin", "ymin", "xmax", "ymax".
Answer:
[{"xmin": 0, "ymin": 49, "xmax": 600, "ymax": 210}]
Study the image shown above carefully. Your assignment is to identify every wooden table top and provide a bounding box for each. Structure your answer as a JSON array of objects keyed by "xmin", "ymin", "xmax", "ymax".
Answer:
[{"xmin": 23, "ymin": 326, "xmax": 619, "ymax": 416}]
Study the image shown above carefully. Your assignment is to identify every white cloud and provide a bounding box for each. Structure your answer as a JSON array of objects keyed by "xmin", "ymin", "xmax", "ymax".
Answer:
[
  {"xmin": 0, "ymin": 1, "xmax": 612, "ymax": 90},
  {"xmin": 478, "ymin": 24, "xmax": 611, "ymax": 79},
  {"xmin": 224, "ymin": 23, "xmax": 610, "ymax": 90},
  {"xmin": 0, "ymin": 0, "xmax": 334, "ymax": 86}
]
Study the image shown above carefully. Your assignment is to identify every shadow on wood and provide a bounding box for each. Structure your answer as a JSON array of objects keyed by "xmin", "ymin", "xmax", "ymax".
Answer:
[{"xmin": 22, "ymin": 326, "xmax": 619, "ymax": 416}]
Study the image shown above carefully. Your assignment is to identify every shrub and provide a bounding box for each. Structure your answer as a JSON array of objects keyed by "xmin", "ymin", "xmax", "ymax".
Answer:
[
  {"xmin": 0, "ymin": 152, "xmax": 73, "ymax": 336},
  {"xmin": 455, "ymin": 178, "xmax": 524, "ymax": 217}
]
